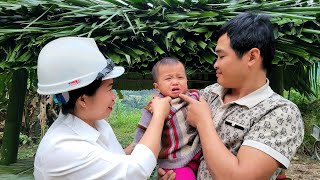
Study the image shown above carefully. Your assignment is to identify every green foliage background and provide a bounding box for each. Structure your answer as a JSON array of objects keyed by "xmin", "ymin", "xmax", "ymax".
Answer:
[{"xmin": 0, "ymin": 0, "xmax": 319, "ymax": 95}]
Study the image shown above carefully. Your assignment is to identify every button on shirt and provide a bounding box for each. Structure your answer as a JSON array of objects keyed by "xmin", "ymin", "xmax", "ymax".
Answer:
[
  {"xmin": 34, "ymin": 113, "xmax": 156, "ymax": 180},
  {"xmin": 197, "ymin": 80, "xmax": 304, "ymax": 180}
]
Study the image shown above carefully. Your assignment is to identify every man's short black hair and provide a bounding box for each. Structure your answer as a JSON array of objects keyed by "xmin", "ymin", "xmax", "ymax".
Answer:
[{"xmin": 217, "ymin": 12, "xmax": 276, "ymax": 73}]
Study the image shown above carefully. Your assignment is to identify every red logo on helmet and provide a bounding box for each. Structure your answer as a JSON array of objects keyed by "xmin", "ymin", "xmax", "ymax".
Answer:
[{"xmin": 69, "ymin": 80, "xmax": 80, "ymax": 86}]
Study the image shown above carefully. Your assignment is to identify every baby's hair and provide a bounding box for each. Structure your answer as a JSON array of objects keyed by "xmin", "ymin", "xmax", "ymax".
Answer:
[{"xmin": 152, "ymin": 57, "xmax": 184, "ymax": 82}]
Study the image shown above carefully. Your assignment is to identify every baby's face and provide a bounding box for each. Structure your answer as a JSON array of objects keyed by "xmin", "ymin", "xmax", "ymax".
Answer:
[{"xmin": 153, "ymin": 63, "xmax": 188, "ymax": 98}]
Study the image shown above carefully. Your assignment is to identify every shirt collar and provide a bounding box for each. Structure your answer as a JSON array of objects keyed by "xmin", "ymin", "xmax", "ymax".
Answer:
[
  {"xmin": 62, "ymin": 113, "xmax": 101, "ymax": 142},
  {"xmin": 211, "ymin": 79, "xmax": 274, "ymax": 108}
]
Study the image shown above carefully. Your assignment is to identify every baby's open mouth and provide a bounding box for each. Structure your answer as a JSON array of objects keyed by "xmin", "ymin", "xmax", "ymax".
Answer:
[{"xmin": 172, "ymin": 87, "xmax": 180, "ymax": 92}]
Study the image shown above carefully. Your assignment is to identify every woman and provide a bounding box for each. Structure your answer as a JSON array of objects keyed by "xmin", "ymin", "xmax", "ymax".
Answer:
[{"xmin": 34, "ymin": 37, "xmax": 171, "ymax": 179}]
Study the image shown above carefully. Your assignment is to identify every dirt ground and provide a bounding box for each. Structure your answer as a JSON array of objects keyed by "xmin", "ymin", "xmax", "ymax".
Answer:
[{"xmin": 285, "ymin": 153, "xmax": 320, "ymax": 180}]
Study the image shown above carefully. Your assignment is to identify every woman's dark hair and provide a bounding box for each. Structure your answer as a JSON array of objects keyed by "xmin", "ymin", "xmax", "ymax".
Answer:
[
  {"xmin": 61, "ymin": 79, "xmax": 102, "ymax": 114},
  {"xmin": 217, "ymin": 12, "xmax": 276, "ymax": 73}
]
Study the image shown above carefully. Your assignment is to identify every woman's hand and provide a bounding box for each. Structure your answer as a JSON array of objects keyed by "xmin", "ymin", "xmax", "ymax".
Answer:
[
  {"xmin": 179, "ymin": 94, "xmax": 212, "ymax": 128},
  {"xmin": 124, "ymin": 143, "xmax": 134, "ymax": 155},
  {"xmin": 138, "ymin": 96, "xmax": 172, "ymax": 157},
  {"xmin": 158, "ymin": 168, "xmax": 176, "ymax": 180},
  {"xmin": 150, "ymin": 96, "xmax": 171, "ymax": 120}
]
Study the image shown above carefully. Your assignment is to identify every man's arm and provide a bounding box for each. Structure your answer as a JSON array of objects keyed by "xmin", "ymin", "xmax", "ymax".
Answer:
[
  {"xmin": 180, "ymin": 94, "xmax": 279, "ymax": 179},
  {"xmin": 196, "ymin": 118, "xmax": 279, "ymax": 179}
]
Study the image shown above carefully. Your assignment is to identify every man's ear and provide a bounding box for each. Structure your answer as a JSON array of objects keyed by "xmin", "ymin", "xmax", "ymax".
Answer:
[
  {"xmin": 248, "ymin": 48, "xmax": 261, "ymax": 67},
  {"xmin": 153, "ymin": 82, "xmax": 159, "ymax": 91}
]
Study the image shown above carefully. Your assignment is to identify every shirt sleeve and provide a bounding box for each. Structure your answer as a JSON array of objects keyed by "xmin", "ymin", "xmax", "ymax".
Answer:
[
  {"xmin": 242, "ymin": 103, "xmax": 304, "ymax": 168},
  {"xmin": 40, "ymin": 139, "xmax": 156, "ymax": 179}
]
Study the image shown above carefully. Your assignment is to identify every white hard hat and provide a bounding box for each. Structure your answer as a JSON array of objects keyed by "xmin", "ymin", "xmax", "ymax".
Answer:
[{"xmin": 37, "ymin": 37, "xmax": 125, "ymax": 95}]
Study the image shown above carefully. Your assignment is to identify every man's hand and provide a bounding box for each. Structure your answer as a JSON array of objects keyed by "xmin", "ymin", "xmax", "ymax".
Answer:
[
  {"xmin": 158, "ymin": 168, "xmax": 176, "ymax": 180},
  {"xmin": 179, "ymin": 94, "xmax": 212, "ymax": 128}
]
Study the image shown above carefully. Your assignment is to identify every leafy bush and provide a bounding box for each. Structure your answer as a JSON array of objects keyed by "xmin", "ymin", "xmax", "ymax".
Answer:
[
  {"xmin": 296, "ymin": 99, "xmax": 320, "ymax": 152},
  {"xmin": 19, "ymin": 133, "xmax": 32, "ymax": 145},
  {"xmin": 284, "ymin": 84, "xmax": 320, "ymax": 154}
]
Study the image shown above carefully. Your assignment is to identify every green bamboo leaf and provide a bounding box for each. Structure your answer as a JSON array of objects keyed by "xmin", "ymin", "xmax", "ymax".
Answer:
[
  {"xmin": 172, "ymin": 45, "xmax": 180, "ymax": 51},
  {"xmin": 91, "ymin": 22, "xmax": 97, "ymax": 28},
  {"xmin": 186, "ymin": 11, "xmax": 202, "ymax": 17},
  {"xmin": 87, "ymin": 10, "xmax": 120, "ymax": 37},
  {"xmin": 106, "ymin": 52, "xmax": 121, "ymax": 63},
  {"xmin": 123, "ymin": 11, "xmax": 137, "ymax": 35},
  {"xmin": 122, "ymin": 46, "xmax": 141, "ymax": 59},
  {"xmin": 114, "ymin": 48, "xmax": 131, "ymax": 64},
  {"xmin": 204, "ymin": 31, "xmax": 213, "ymax": 41},
  {"xmin": 100, "ymin": 0, "xmax": 128, "ymax": 7},
  {"xmin": 302, "ymin": 28, "xmax": 320, "ymax": 35},
  {"xmin": 145, "ymin": 6, "xmax": 162, "ymax": 16},
  {"xmin": 153, "ymin": 45, "xmax": 165, "ymax": 55},
  {"xmin": 185, "ymin": 40, "xmax": 197, "ymax": 52},
  {"xmin": 175, "ymin": 50, "xmax": 185, "ymax": 57},
  {"xmin": 273, "ymin": 54, "xmax": 282, "ymax": 64},
  {"xmin": 299, "ymin": 36, "xmax": 313, "ymax": 43},
  {"xmin": 99, "ymin": 35, "xmax": 111, "ymax": 42},
  {"xmin": 166, "ymin": 14, "xmax": 189, "ymax": 21},
  {"xmin": 260, "ymin": 0, "xmax": 297, "ymax": 8},
  {"xmin": 268, "ymin": 12, "xmax": 316, "ymax": 20},
  {"xmin": 190, "ymin": 27, "xmax": 208, "ymax": 33},
  {"xmin": 0, "ymin": 62, "xmax": 10, "ymax": 69},
  {"xmin": 94, "ymin": 9, "xmax": 122, "ymax": 16},
  {"xmin": 121, "ymin": 37, "xmax": 128, "ymax": 41},
  {"xmin": 72, "ymin": 23, "xmax": 86, "ymax": 32},
  {"xmin": 197, "ymin": 40, "xmax": 207, "ymax": 49},
  {"xmin": 175, "ymin": 36, "xmax": 185, "ymax": 46},
  {"xmin": 153, "ymin": 29, "xmax": 160, "ymax": 36},
  {"xmin": 167, "ymin": 31, "xmax": 176, "ymax": 41},
  {"xmin": 178, "ymin": 21, "xmax": 198, "ymax": 27},
  {"xmin": 7, "ymin": 43, "xmax": 23, "ymax": 62},
  {"xmin": 24, "ymin": 5, "xmax": 52, "ymax": 29},
  {"xmin": 272, "ymin": 7, "xmax": 320, "ymax": 13},
  {"xmin": 67, "ymin": 0, "xmax": 96, "ymax": 7},
  {"xmin": 278, "ymin": 43, "xmax": 310, "ymax": 59},
  {"xmin": 201, "ymin": 11, "xmax": 219, "ymax": 17},
  {"xmin": 199, "ymin": 21, "xmax": 225, "ymax": 26},
  {"xmin": 17, "ymin": 51, "xmax": 32, "ymax": 62},
  {"xmin": 131, "ymin": 48, "xmax": 144, "ymax": 55}
]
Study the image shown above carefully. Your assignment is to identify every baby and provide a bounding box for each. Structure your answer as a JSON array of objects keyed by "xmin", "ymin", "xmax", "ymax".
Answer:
[{"xmin": 133, "ymin": 57, "xmax": 201, "ymax": 180}]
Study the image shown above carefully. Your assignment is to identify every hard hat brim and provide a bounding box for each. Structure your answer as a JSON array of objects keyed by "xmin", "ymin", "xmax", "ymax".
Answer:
[{"xmin": 102, "ymin": 66, "xmax": 125, "ymax": 81}]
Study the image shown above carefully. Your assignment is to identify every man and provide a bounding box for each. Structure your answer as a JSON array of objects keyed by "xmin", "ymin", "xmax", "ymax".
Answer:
[{"xmin": 160, "ymin": 12, "xmax": 304, "ymax": 180}]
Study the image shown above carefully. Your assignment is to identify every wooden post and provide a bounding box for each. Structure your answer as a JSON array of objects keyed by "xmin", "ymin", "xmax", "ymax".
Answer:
[{"xmin": 1, "ymin": 69, "xmax": 28, "ymax": 165}]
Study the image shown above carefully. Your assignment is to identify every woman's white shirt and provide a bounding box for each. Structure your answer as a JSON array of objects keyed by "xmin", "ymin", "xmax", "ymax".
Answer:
[{"xmin": 34, "ymin": 112, "xmax": 156, "ymax": 180}]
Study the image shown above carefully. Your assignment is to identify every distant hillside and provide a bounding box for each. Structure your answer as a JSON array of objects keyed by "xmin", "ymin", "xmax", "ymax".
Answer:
[{"xmin": 117, "ymin": 90, "xmax": 156, "ymax": 109}]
